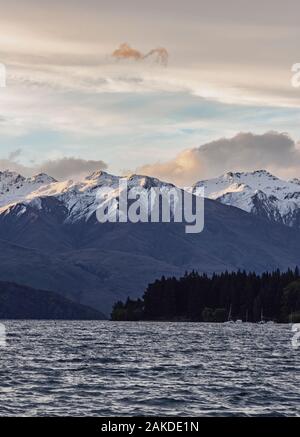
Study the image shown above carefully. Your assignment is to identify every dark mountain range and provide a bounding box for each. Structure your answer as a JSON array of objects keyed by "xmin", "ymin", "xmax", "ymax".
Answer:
[
  {"xmin": 0, "ymin": 281, "xmax": 106, "ymax": 320},
  {"xmin": 0, "ymin": 170, "xmax": 299, "ymax": 316},
  {"xmin": 0, "ymin": 200, "xmax": 300, "ymax": 315}
]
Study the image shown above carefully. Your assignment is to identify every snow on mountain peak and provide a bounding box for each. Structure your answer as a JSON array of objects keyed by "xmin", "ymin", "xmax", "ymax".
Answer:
[
  {"xmin": 0, "ymin": 167, "xmax": 184, "ymax": 224},
  {"xmin": 1, "ymin": 167, "xmax": 299, "ymax": 229},
  {"xmin": 192, "ymin": 170, "xmax": 300, "ymax": 227},
  {"xmin": 83, "ymin": 170, "xmax": 120, "ymax": 188},
  {"xmin": 30, "ymin": 173, "xmax": 57, "ymax": 184},
  {"xmin": 126, "ymin": 174, "xmax": 175, "ymax": 189},
  {"xmin": 0, "ymin": 170, "xmax": 25, "ymax": 184},
  {"xmin": 289, "ymin": 178, "xmax": 300, "ymax": 186},
  {"xmin": 0, "ymin": 170, "xmax": 57, "ymax": 209},
  {"xmin": 85, "ymin": 170, "xmax": 110, "ymax": 180}
]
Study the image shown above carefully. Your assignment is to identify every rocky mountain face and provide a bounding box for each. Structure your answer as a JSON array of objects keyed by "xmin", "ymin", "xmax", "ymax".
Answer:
[{"xmin": 192, "ymin": 170, "xmax": 300, "ymax": 228}]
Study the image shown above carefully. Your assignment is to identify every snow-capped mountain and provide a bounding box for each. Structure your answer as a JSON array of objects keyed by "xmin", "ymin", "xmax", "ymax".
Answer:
[
  {"xmin": 2, "ymin": 168, "xmax": 300, "ymax": 228},
  {"xmin": 0, "ymin": 168, "xmax": 300, "ymax": 315},
  {"xmin": 0, "ymin": 170, "xmax": 57, "ymax": 208},
  {"xmin": 192, "ymin": 170, "xmax": 300, "ymax": 227},
  {"xmin": 0, "ymin": 169, "xmax": 178, "ymax": 223}
]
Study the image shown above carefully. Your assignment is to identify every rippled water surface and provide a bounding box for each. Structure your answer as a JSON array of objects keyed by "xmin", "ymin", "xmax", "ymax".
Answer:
[{"xmin": 0, "ymin": 321, "xmax": 299, "ymax": 416}]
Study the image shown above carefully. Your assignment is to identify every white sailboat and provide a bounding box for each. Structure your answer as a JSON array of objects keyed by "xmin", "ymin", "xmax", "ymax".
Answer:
[
  {"xmin": 258, "ymin": 308, "xmax": 266, "ymax": 324},
  {"xmin": 245, "ymin": 309, "xmax": 249, "ymax": 323},
  {"xmin": 224, "ymin": 304, "xmax": 235, "ymax": 324}
]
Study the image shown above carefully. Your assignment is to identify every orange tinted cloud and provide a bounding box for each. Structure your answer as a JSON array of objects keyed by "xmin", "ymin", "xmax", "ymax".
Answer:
[
  {"xmin": 112, "ymin": 43, "xmax": 143, "ymax": 61},
  {"xmin": 137, "ymin": 132, "xmax": 300, "ymax": 186},
  {"xmin": 112, "ymin": 43, "xmax": 168, "ymax": 65},
  {"xmin": 143, "ymin": 47, "xmax": 169, "ymax": 66}
]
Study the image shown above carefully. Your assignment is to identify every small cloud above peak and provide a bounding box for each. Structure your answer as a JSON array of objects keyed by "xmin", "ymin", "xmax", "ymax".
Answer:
[{"xmin": 0, "ymin": 155, "xmax": 108, "ymax": 182}]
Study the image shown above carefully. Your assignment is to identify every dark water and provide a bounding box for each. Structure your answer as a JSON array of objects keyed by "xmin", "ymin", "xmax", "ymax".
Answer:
[{"xmin": 0, "ymin": 321, "xmax": 299, "ymax": 416}]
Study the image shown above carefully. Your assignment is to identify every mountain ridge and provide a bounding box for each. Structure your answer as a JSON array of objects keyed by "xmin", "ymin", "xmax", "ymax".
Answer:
[
  {"xmin": 0, "ymin": 280, "xmax": 106, "ymax": 319},
  {"xmin": 0, "ymin": 168, "xmax": 299, "ymax": 315},
  {"xmin": 192, "ymin": 169, "xmax": 300, "ymax": 227}
]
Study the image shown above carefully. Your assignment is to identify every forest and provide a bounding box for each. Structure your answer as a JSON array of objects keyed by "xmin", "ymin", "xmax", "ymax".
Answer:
[{"xmin": 111, "ymin": 268, "xmax": 300, "ymax": 322}]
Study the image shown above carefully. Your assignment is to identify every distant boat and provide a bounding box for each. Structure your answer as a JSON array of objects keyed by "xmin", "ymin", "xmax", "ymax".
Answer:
[
  {"xmin": 258, "ymin": 308, "xmax": 266, "ymax": 324},
  {"xmin": 289, "ymin": 309, "xmax": 296, "ymax": 325},
  {"xmin": 224, "ymin": 304, "xmax": 235, "ymax": 324},
  {"xmin": 235, "ymin": 319, "xmax": 243, "ymax": 324}
]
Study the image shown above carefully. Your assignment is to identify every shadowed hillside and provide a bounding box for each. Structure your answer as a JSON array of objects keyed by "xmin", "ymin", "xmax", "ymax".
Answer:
[{"xmin": 0, "ymin": 281, "xmax": 106, "ymax": 320}]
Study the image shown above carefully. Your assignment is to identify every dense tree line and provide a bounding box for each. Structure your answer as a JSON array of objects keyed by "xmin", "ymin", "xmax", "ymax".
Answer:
[{"xmin": 111, "ymin": 268, "xmax": 300, "ymax": 322}]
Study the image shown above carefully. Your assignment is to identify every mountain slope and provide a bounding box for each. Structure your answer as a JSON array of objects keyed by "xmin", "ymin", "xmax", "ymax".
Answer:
[
  {"xmin": 0, "ymin": 200, "xmax": 299, "ymax": 315},
  {"xmin": 0, "ymin": 170, "xmax": 56, "ymax": 208},
  {"xmin": 192, "ymin": 170, "xmax": 300, "ymax": 227},
  {"xmin": 0, "ymin": 169, "xmax": 299, "ymax": 315},
  {"xmin": 0, "ymin": 281, "xmax": 106, "ymax": 319}
]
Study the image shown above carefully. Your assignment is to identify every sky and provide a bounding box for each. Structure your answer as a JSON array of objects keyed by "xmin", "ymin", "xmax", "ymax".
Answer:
[{"xmin": 1, "ymin": 0, "xmax": 300, "ymax": 184}]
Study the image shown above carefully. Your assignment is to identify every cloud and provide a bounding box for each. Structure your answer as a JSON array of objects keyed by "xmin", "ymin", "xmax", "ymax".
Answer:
[
  {"xmin": 112, "ymin": 43, "xmax": 169, "ymax": 66},
  {"xmin": 143, "ymin": 48, "xmax": 169, "ymax": 66},
  {"xmin": 1, "ymin": 2, "xmax": 300, "ymax": 108},
  {"xmin": 137, "ymin": 131, "xmax": 300, "ymax": 185},
  {"xmin": 38, "ymin": 157, "xmax": 107, "ymax": 180},
  {"xmin": 112, "ymin": 43, "xmax": 143, "ymax": 61},
  {"xmin": 0, "ymin": 155, "xmax": 107, "ymax": 180},
  {"xmin": 0, "ymin": 158, "xmax": 29, "ymax": 176}
]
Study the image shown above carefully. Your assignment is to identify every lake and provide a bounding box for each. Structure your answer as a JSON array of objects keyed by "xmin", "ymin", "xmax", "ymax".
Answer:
[{"xmin": 0, "ymin": 321, "xmax": 299, "ymax": 416}]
